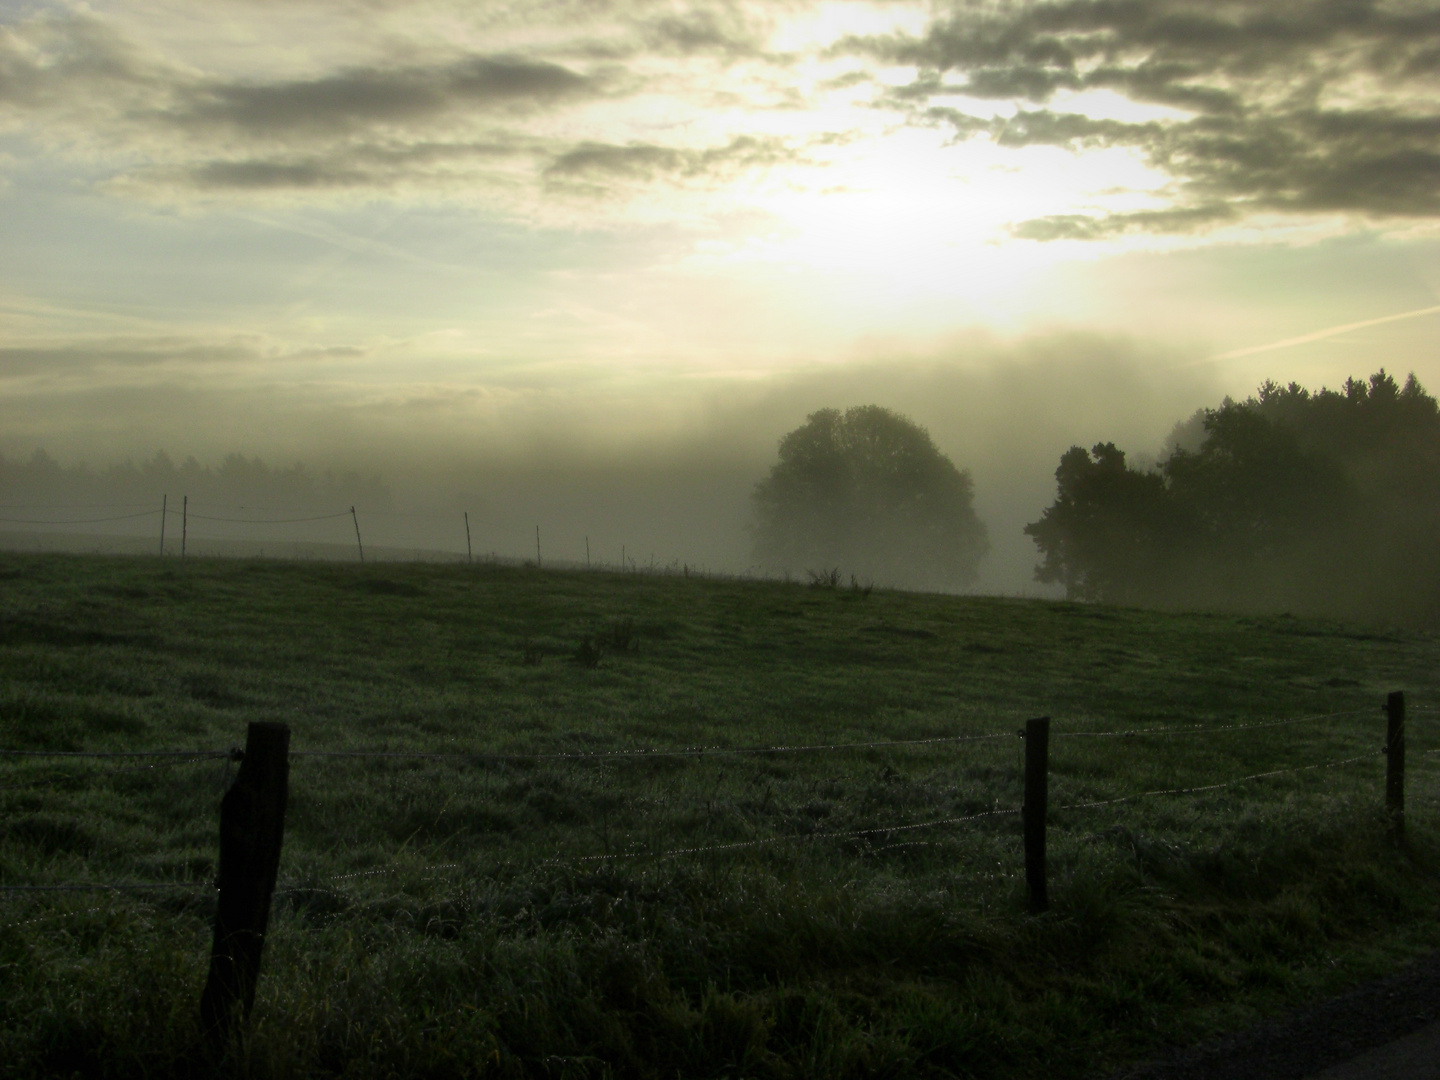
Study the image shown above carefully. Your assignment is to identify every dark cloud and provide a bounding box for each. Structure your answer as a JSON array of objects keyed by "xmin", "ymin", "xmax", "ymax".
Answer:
[
  {"xmin": 850, "ymin": 0, "xmax": 1440, "ymax": 235},
  {"xmin": 177, "ymin": 56, "xmax": 594, "ymax": 135},
  {"xmin": 189, "ymin": 159, "xmax": 369, "ymax": 190},
  {"xmin": 544, "ymin": 134, "xmax": 796, "ymax": 185},
  {"xmin": 1012, "ymin": 203, "xmax": 1235, "ymax": 240},
  {"xmin": 643, "ymin": 7, "xmax": 769, "ymax": 58},
  {"xmin": 0, "ymin": 14, "xmax": 170, "ymax": 116},
  {"xmin": 173, "ymin": 139, "xmax": 534, "ymax": 191}
]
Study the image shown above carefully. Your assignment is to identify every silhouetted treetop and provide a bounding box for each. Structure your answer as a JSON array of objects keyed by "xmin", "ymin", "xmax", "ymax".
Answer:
[{"xmin": 753, "ymin": 405, "xmax": 987, "ymax": 591}]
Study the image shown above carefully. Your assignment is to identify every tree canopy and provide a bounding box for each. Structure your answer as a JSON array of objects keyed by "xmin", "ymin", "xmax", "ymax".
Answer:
[
  {"xmin": 752, "ymin": 406, "xmax": 987, "ymax": 591},
  {"xmin": 1025, "ymin": 370, "xmax": 1440, "ymax": 623}
]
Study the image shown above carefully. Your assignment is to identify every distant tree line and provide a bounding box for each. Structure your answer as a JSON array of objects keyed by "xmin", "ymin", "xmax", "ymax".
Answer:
[
  {"xmin": 0, "ymin": 450, "xmax": 392, "ymax": 514},
  {"xmin": 1026, "ymin": 370, "xmax": 1440, "ymax": 624}
]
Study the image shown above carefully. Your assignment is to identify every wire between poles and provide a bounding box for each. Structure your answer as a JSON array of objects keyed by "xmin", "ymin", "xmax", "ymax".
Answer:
[
  {"xmin": 1053, "ymin": 750, "xmax": 1384, "ymax": 812},
  {"xmin": 0, "ymin": 749, "xmax": 233, "ymax": 760},
  {"xmin": 184, "ymin": 511, "xmax": 352, "ymax": 524},
  {"xmin": 0, "ymin": 510, "xmax": 162, "ymax": 525},
  {"xmin": 1051, "ymin": 708, "xmax": 1372, "ymax": 738},
  {"xmin": 0, "ymin": 882, "xmax": 212, "ymax": 893},
  {"xmin": 574, "ymin": 807, "xmax": 1022, "ymax": 864},
  {"xmin": 290, "ymin": 731, "xmax": 1015, "ymax": 763}
]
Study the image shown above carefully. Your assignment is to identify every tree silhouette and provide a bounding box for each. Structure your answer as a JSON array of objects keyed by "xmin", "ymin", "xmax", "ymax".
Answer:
[
  {"xmin": 1026, "ymin": 370, "xmax": 1440, "ymax": 623},
  {"xmin": 752, "ymin": 406, "xmax": 987, "ymax": 591}
]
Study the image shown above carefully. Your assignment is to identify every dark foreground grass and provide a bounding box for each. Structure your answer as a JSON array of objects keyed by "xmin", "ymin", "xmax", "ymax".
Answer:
[{"xmin": 1, "ymin": 552, "xmax": 1439, "ymax": 1079}]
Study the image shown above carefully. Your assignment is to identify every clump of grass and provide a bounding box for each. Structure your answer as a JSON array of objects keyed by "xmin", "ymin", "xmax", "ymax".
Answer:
[
  {"xmin": 573, "ymin": 636, "xmax": 603, "ymax": 668},
  {"xmin": 601, "ymin": 617, "xmax": 639, "ymax": 654},
  {"xmin": 807, "ymin": 567, "xmax": 843, "ymax": 589}
]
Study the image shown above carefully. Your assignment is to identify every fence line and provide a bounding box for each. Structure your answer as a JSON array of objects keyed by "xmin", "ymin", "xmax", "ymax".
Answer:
[
  {"xmin": 0, "ymin": 748, "xmax": 235, "ymax": 760},
  {"xmin": 1052, "ymin": 750, "xmax": 1384, "ymax": 813},
  {"xmin": 185, "ymin": 511, "xmax": 353, "ymax": 525},
  {"xmin": 3, "ymin": 704, "xmax": 1383, "ymax": 773},
  {"xmin": 0, "ymin": 509, "xmax": 162, "ymax": 525},
  {"xmin": 1051, "ymin": 708, "xmax": 1372, "ymax": 738},
  {"xmin": 0, "ymin": 905, "xmax": 110, "ymax": 931},
  {"xmin": 282, "ymin": 744, "xmax": 1397, "ymax": 889},
  {"xmin": 0, "ymin": 882, "xmax": 211, "ymax": 893},
  {"xmin": 0, "ymin": 754, "xmax": 227, "ymax": 793},
  {"xmin": 0, "ymin": 706, "xmax": 1422, "ymax": 905},
  {"xmin": 289, "ymin": 730, "xmax": 1015, "ymax": 764}
]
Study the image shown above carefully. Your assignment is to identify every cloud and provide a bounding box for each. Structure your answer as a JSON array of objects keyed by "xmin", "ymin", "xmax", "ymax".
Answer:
[
  {"xmin": 175, "ymin": 56, "xmax": 595, "ymax": 136},
  {"xmin": 0, "ymin": 337, "xmax": 365, "ymax": 379},
  {"xmin": 849, "ymin": 0, "xmax": 1440, "ymax": 235},
  {"xmin": 641, "ymin": 6, "xmax": 772, "ymax": 59},
  {"xmin": 544, "ymin": 134, "xmax": 797, "ymax": 187}
]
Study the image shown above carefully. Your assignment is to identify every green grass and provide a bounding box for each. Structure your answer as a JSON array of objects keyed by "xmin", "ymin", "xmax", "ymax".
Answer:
[{"xmin": 1, "ymin": 552, "xmax": 1438, "ymax": 1079}]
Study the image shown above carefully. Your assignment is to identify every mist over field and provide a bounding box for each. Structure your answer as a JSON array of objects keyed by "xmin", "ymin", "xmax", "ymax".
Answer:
[{"xmin": 0, "ymin": 333, "xmax": 1218, "ymax": 592}]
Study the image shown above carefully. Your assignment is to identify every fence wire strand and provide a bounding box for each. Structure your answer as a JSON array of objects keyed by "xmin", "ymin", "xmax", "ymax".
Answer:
[
  {"xmin": 2, "ymin": 701, "xmax": 1414, "ymax": 904},
  {"xmin": 572, "ymin": 807, "xmax": 1023, "ymax": 864},
  {"xmin": 1054, "ymin": 749, "xmax": 1384, "ymax": 812},
  {"xmin": 0, "ymin": 754, "xmax": 226, "ymax": 793},
  {"xmin": 0, "ymin": 749, "xmax": 234, "ymax": 760},
  {"xmin": 184, "ymin": 511, "xmax": 352, "ymax": 525},
  {"xmin": 0, "ymin": 882, "xmax": 211, "ymax": 894},
  {"xmin": 1051, "ymin": 708, "xmax": 1372, "ymax": 739},
  {"xmin": 0, "ymin": 509, "xmax": 162, "ymax": 525},
  {"xmin": 290, "ymin": 730, "xmax": 1015, "ymax": 763}
]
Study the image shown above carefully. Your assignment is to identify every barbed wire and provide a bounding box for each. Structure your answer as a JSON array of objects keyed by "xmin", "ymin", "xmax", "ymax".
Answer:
[
  {"xmin": 0, "ymin": 754, "xmax": 228, "ymax": 793},
  {"xmin": 1051, "ymin": 708, "xmax": 1373, "ymax": 739},
  {"xmin": 0, "ymin": 905, "xmax": 109, "ymax": 931},
  {"xmin": 184, "ymin": 511, "xmax": 353, "ymax": 525},
  {"xmin": 0, "ymin": 882, "xmax": 212, "ymax": 894},
  {"xmin": 1053, "ymin": 749, "xmax": 1383, "ymax": 812},
  {"xmin": 572, "ymin": 807, "xmax": 1022, "ymax": 864},
  {"xmin": 0, "ymin": 509, "xmax": 162, "ymax": 525},
  {"xmin": 290, "ymin": 730, "xmax": 1016, "ymax": 764},
  {"xmin": 272, "ymin": 809, "xmax": 1022, "ymax": 897},
  {"xmin": 0, "ymin": 749, "xmax": 234, "ymax": 760},
  {"xmin": 0, "ymin": 501, "xmax": 158, "ymax": 511}
]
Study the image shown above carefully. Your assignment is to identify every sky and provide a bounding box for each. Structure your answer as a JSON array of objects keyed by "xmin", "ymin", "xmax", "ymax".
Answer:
[{"xmin": 2, "ymin": 0, "xmax": 1439, "ymax": 588}]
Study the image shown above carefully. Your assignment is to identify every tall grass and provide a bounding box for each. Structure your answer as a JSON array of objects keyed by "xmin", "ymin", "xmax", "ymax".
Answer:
[{"xmin": 1, "ymin": 552, "xmax": 1438, "ymax": 1078}]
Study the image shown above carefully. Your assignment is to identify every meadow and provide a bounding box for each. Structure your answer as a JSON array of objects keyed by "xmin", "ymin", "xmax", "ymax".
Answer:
[{"xmin": 1, "ymin": 551, "xmax": 1438, "ymax": 1079}]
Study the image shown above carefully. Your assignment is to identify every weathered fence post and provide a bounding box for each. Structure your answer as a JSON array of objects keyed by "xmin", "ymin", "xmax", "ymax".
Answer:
[
  {"xmin": 1023, "ymin": 716, "xmax": 1050, "ymax": 914},
  {"xmin": 200, "ymin": 721, "xmax": 290, "ymax": 1049},
  {"xmin": 1386, "ymin": 691, "xmax": 1404, "ymax": 837},
  {"xmin": 350, "ymin": 506, "xmax": 364, "ymax": 563}
]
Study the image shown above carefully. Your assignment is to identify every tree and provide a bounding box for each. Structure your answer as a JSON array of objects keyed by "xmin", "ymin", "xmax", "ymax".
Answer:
[
  {"xmin": 1023, "ymin": 443, "xmax": 1177, "ymax": 603},
  {"xmin": 1025, "ymin": 370, "xmax": 1440, "ymax": 623},
  {"xmin": 752, "ymin": 406, "xmax": 987, "ymax": 591}
]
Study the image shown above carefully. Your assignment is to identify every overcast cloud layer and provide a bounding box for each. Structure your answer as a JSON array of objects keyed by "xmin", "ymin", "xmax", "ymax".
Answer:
[{"xmin": 2, "ymin": 1, "xmax": 1439, "ymax": 590}]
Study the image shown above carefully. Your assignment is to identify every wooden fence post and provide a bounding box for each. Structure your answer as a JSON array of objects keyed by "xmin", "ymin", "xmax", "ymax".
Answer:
[
  {"xmin": 1386, "ymin": 691, "xmax": 1404, "ymax": 837},
  {"xmin": 1023, "ymin": 716, "xmax": 1050, "ymax": 914},
  {"xmin": 350, "ymin": 506, "xmax": 364, "ymax": 563},
  {"xmin": 200, "ymin": 721, "xmax": 290, "ymax": 1048}
]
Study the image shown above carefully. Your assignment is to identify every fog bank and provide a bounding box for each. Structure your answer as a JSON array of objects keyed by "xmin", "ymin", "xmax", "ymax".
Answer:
[{"xmin": 0, "ymin": 333, "xmax": 1221, "ymax": 593}]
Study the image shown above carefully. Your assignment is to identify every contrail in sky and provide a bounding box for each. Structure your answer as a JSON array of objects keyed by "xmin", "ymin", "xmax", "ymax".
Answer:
[{"xmin": 1211, "ymin": 303, "xmax": 1440, "ymax": 361}]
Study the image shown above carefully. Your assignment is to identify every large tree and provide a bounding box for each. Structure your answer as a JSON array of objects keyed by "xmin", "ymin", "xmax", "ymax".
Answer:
[
  {"xmin": 1026, "ymin": 370, "xmax": 1440, "ymax": 623},
  {"xmin": 752, "ymin": 406, "xmax": 987, "ymax": 591}
]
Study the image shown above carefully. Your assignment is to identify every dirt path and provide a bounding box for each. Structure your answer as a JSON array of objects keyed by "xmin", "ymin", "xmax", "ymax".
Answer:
[{"xmin": 1111, "ymin": 951, "xmax": 1440, "ymax": 1080}]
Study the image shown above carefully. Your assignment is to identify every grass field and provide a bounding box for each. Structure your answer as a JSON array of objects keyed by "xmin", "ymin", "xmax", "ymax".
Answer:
[{"xmin": 2, "ymin": 551, "xmax": 1439, "ymax": 1079}]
